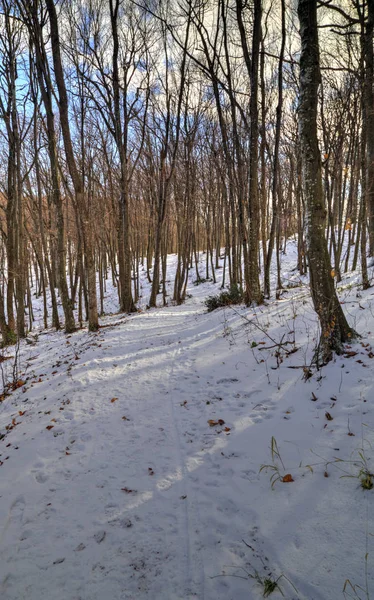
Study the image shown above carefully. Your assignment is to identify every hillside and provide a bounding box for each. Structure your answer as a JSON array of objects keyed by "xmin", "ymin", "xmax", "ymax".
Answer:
[{"xmin": 0, "ymin": 243, "xmax": 373, "ymax": 600}]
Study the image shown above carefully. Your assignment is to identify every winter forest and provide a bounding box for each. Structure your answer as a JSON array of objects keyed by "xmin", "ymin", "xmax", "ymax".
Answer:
[{"xmin": 1, "ymin": 0, "xmax": 374, "ymax": 599}]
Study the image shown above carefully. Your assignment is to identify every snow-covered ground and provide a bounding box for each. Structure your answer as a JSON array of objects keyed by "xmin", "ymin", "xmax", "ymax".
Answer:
[{"xmin": 1, "ymin": 241, "xmax": 374, "ymax": 599}]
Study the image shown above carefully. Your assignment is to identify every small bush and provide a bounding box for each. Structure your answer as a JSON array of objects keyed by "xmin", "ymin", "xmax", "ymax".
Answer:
[
  {"xmin": 1, "ymin": 330, "xmax": 17, "ymax": 348},
  {"xmin": 205, "ymin": 284, "xmax": 243, "ymax": 312}
]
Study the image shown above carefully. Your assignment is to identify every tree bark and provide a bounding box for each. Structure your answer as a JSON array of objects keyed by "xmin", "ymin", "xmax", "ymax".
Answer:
[
  {"xmin": 364, "ymin": 0, "xmax": 374, "ymax": 255},
  {"xmin": 298, "ymin": 0, "xmax": 354, "ymax": 364},
  {"xmin": 45, "ymin": 0, "xmax": 98, "ymax": 331},
  {"xmin": 247, "ymin": 0, "xmax": 262, "ymax": 304}
]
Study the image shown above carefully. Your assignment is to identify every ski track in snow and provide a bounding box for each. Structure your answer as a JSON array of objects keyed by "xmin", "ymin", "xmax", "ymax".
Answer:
[{"xmin": 0, "ymin": 242, "xmax": 374, "ymax": 599}]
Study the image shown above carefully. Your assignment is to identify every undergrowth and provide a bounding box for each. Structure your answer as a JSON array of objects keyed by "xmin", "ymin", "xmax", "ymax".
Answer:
[{"xmin": 205, "ymin": 284, "xmax": 243, "ymax": 312}]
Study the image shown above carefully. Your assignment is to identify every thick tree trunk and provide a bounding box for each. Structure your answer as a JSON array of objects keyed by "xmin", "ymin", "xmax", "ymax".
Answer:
[
  {"xmin": 364, "ymin": 0, "xmax": 374, "ymax": 255},
  {"xmin": 298, "ymin": 0, "xmax": 354, "ymax": 364},
  {"xmin": 109, "ymin": 0, "xmax": 135, "ymax": 314},
  {"xmin": 247, "ymin": 0, "xmax": 262, "ymax": 305},
  {"xmin": 46, "ymin": 0, "xmax": 98, "ymax": 331}
]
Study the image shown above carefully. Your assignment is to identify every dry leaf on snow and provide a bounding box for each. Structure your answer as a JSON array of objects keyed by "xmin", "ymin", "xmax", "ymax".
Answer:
[{"xmin": 208, "ymin": 419, "xmax": 225, "ymax": 427}]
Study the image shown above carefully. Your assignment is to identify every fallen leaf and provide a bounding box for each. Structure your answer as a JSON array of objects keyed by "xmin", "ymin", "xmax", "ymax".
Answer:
[
  {"xmin": 224, "ymin": 426, "xmax": 231, "ymax": 432},
  {"xmin": 282, "ymin": 474, "xmax": 294, "ymax": 483},
  {"xmin": 0, "ymin": 355, "xmax": 13, "ymax": 363},
  {"xmin": 46, "ymin": 425, "xmax": 54, "ymax": 430},
  {"xmin": 148, "ymin": 467, "xmax": 154, "ymax": 475},
  {"xmin": 325, "ymin": 412, "xmax": 333, "ymax": 421},
  {"xmin": 121, "ymin": 487, "xmax": 136, "ymax": 493},
  {"xmin": 122, "ymin": 416, "xmax": 129, "ymax": 421},
  {"xmin": 13, "ymin": 380, "xmax": 25, "ymax": 389},
  {"xmin": 111, "ymin": 397, "xmax": 118, "ymax": 403},
  {"xmin": 324, "ymin": 471, "xmax": 329, "ymax": 478},
  {"xmin": 311, "ymin": 392, "xmax": 318, "ymax": 401},
  {"xmin": 18, "ymin": 411, "xmax": 25, "ymax": 416},
  {"xmin": 208, "ymin": 419, "xmax": 225, "ymax": 427}
]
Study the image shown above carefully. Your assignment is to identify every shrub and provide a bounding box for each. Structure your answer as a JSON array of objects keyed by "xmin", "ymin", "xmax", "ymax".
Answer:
[{"xmin": 205, "ymin": 284, "xmax": 243, "ymax": 312}]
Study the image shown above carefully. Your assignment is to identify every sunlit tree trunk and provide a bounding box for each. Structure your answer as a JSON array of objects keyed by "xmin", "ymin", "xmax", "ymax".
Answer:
[
  {"xmin": 45, "ymin": 0, "xmax": 98, "ymax": 331},
  {"xmin": 298, "ymin": 0, "xmax": 353, "ymax": 364}
]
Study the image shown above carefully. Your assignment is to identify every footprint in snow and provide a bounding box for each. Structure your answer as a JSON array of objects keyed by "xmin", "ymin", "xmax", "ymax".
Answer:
[
  {"xmin": 0, "ymin": 495, "xmax": 26, "ymax": 545},
  {"xmin": 217, "ymin": 378, "xmax": 239, "ymax": 384},
  {"xmin": 251, "ymin": 400, "xmax": 277, "ymax": 424},
  {"xmin": 283, "ymin": 406, "xmax": 295, "ymax": 420},
  {"xmin": 75, "ymin": 543, "xmax": 86, "ymax": 551},
  {"xmin": 19, "ymin": 529, "xmax": 32, "ymax": 541},
  {"xmin": 34, "ymin": 471, "xmax": 49, "ymax": 484},
  {"xmin": 63, "ymin": 412, "xmax": 75, "ymax": 421},
  {"xmin": 241, "ymin": 389, "xmax": 262, "ymax": 399},
  {"xmin": 94, "ymin": 530, "xmax": 106, "ymax": 544}
]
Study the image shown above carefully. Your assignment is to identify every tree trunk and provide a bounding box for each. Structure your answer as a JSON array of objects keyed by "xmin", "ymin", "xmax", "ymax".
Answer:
[
  {"xmin": 247, "ymin": 0, "xmax": 262, "ymax": 304},
  {"xmin": 45, "ymin": 0, "xmax": 98, "ymax": 331},
  {"xmin": 298, "ymin": 0, "xmax": 354, "ymax": 364},
  {"xmin": 364, "ymin": 0, "xmax": 374, "ymax": 255}
]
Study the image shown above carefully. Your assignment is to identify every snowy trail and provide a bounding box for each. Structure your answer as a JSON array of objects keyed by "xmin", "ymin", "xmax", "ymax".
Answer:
[
  {"xmin": 2, "ymin": 246, "xmax": 374, "ymax": 599},
  {"xmin": 0, "ymin": 304, "xmax": 258, "ymax": 600}
]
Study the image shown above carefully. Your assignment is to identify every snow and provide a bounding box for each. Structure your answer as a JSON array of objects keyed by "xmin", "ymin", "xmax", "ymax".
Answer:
[{"xmin": 0, "ymin": 241, "xmax": 374, "ymax": 599}]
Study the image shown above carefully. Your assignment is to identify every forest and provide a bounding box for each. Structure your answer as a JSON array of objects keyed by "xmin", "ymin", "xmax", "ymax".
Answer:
[
  {"xmin": 0, "ymin": 0, "xmax": 369, "ymax": 356},
  {"xmin": 1, "ymin": 1, "xmax": 374, "ymax": 599}
]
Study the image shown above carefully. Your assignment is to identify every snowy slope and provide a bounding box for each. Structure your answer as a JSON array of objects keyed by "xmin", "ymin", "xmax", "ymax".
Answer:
[{"xmin": 0, "ymin": 243, "xmax": 374, "ymax": 600}]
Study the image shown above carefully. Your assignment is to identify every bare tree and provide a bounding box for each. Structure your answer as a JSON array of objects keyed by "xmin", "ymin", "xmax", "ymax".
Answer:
[{"xmin": 298, "ymin": 0, "xmax": 354, "ymax": 363}]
